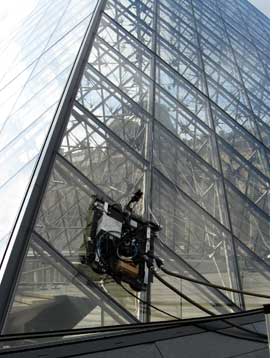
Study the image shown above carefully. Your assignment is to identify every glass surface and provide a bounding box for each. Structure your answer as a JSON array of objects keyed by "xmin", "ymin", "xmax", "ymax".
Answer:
[
  {"xmin": 35, "ymin": 158, "xmax": 142, "ymax": 319},
  {"xmin": 219, "ymin": 140, "xmax": 269, "ymax": 215},
  {"xmin": 153, "ymin": 122, "xmax": 229, "ymax": 227},
  {"xmin": 98, "ymin": 15, "xmax": 153, "ymax": 77},
  {"xmin": 204, "ymin": 60, "xmax": 249, "ymax": 111},
  {"xmin": 154, "ymin": 241, "xmax": 238, "ymax": 316},
  {"xmin": 77, "ymin": 70, "xmax": 150, "ymax": 159},
  {"xmin": 0, "ymin": 0, "xmax": 98, "ymax": 260},
  {"xmin": 235, "ymin": 240, "xmax": 269, "ymax": 310},
  {"xmin": 4, "ymin": 234, "xmax": 130, "ymax": 334},
  {"xmin": 152, "ymin": 173, "xmax": 238, "ymax": 294},
  {"xmin": 157, "ymin": 38, "xmax": 205, "ymax": 93},
  {"xmin": 59, "ymin": 109, "xmax": 147, "ymax": 210},
  {"xmin": 88, "ymin": 39, "xmax": 152, "ymax": 114},
  {"xmin": 156, "ymin": 61, "xmax": 211, "ymax": 127},
  {"xmin": 150, "ymin": 275, "xmax": 205, "ymax": 321},
  {"xmin": 157, "ymin": 14, "xmax": 200, "ymax": 67},
  {"xmin": 211, "ymin": 104, "xmax": 269, "ymax": 177},
  {"xmin": 207, "ymin": 80, "xmax": 261, "ymax": 142},
  {"xmin": 226, "ymin": 184, "xmax": 269, "ymax": 263},
  {"xmin": 1, "ymin": 0, "xmax": 270, "ymax": 335},
  {"xmin": 158, "ymin": 1, "xmax": 198, "ymax": 49},
  {"xmin": 105, "ymin": 0, "xmax": 154, "ymax": 49},
  {"xmin": 0, "ymin": 156, "xmax": 38, "ymax": 263},
  {"xmin": 155, "ymin": 88, "xmax": 219, "ymax": 170}
]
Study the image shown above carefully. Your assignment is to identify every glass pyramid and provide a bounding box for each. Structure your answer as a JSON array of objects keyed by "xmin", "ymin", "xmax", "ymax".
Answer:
[{"xmin": 0, "ymin": 0, "xmax": 269, "ymax": 338}]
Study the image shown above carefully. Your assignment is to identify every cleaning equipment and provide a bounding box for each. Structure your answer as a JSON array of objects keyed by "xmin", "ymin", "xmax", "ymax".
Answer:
[{"xmin": 80, "ymin": 191, "xmax": 160, "ymax": 291}]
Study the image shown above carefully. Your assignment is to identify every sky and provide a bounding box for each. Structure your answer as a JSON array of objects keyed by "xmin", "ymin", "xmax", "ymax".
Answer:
[{"xmin": 249, "ymin": 0, "xmax": 270, "ymax": 17}]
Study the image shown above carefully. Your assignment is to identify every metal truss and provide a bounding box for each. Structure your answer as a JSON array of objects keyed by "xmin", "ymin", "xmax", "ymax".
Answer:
[
  {"xmin": 0, "ymin": 0, "xmax": 270, "ymax": 337},
  {"xmin": 31, "ymin": 232, "xmax": 139, "ymax": 324}
]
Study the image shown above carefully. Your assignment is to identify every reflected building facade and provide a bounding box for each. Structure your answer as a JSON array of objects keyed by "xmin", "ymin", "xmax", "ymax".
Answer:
[{"xmin": 0, "ymin": 0, "xmax": 269, "ymax": 337}]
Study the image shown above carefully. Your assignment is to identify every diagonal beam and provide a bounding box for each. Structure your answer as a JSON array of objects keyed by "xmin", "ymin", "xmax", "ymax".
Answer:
[
  {"xmin": 155, "ymin": 241, "xmax": 241, "ymax": 313},
  {"xmin": 31, "ymin": 231, "xmax": 139, "ymax": 324},
  {"xmin": 55, "ymin": 153, "xmax": 242, "ymax": 313},
  {"xmin": 0, "ymin": 0, "xmax": 108, "ymax": 333}
]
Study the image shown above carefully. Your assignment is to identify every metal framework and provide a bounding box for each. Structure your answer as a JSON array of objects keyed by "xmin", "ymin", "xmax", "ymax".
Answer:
[{"xmin": 0, "ymin": 0, "xmax": 269, "ymax": 341}]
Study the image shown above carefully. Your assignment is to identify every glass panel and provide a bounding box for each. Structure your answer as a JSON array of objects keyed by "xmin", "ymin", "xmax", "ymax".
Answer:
[
  {"xmin": 0, "ymin": 99, "xmax": 58, "ymax": 154},
  {"xmin": 241, "ymin": 72, "xmax": 269, "ymax": 109},
  {"xmin": 0, "ymin": 0, "xmax": 69, "ymax": 89},
  {"xmin": 236, "ymin": 52, "xmax": 268, "ymax": 92},
  {"xmin": 228, "ymin": 27, "xmax": 266, "ymax": 78},
  {"xmin": 35, "ymin": 157, "xmax": 142, "ymax": 320},
  {"xmin": 30, "ymin": 18, "xmax": 89, "ymax": 80},
  {"xmin": 112, "ymin": 0, "xmax": 154, "ymax": 27},
  {"xmin": 226, "ymin": 184, "xmax": 269, "ymax": 263},
  {"xmin": 211, "ymin": 104, "xmax": 269, "ymax": 176},
  {"xmin": 0, "ymin": 67, "xmax": 70, "ymax": 242},
  {"xmin": 156, "ymin": 61, "xmax": 211, "ymax": 127},
  {"xmin": 221, "ymin": 12, "xmax": 247, "ymax": 38},
  {"xmin": 218, "ymin": 140, "xmax": 269, "ymax": 215},
  {"xmin": 235, "ymin": 240, "xmax": 269, "ymax": 311},
  {"xmin": 0, "ymin": 1, "xmax": 95, "ymax": 258},
  {"xmin": 158, "ymin": 1, "xmax": 198, "ymax": 48},
  {"xmin": 157, "ymin": 15, "xmax": 200, "ymax": 68},
  {"xmin": 204, "ymin": 58, "xmax": 249, "ymax": 110},
  {"xmin": 257, "ymin": 120, "xmax": 270, "ymax": 148},
  {"xmin": 152, "ymin": 172, "xmax": 239, "ymax": 298},
  {"xmin": 248, "ymin": 95, "xmax": 270, "ymax": 126},
  {"xmin": 151, "ymin": 276, "xmax": 206, "ymax": 321},
  {"xmin": 88, "ymin": 39, "xmax": 152, "ymax": 114},
  {"xmin": 153, "ymin": 123, "xmax": 229, "ymax": 227},
  {"xmin": 0, "ymin": 156, "xmax": 38, "ymax": 262},
  {"xmin": 36, "ymin": 160, "xmax": 91, "ymax": 256},
  {"xmin": 193, "ymin": 0, "xmax": 222, "ymax": 26},
  {"xmin": 59, "ymin": 108, "xmax": 147, "ymax": 211},
  {"xmin": 155, "ymin": 88, "xmax": 219, "ymax": 170},
  {"xmin": 208, "ymin": 79, "xmax": 261, "ymax": 141},
  {"xmin": 155, "ymin": 241, "xmax": 237, "ymax": 316},
  {"xmin": 157, "ymin": 38, "xmax": 205, "ymax": 93},
  {"xmin": 104, "ymin": 0, "xmax": 154, "ymax": 48},
  {"xmin": 47, "ymin": 0, "xmax": 95, "ymax": 47},
  {"xmin": 200, "ymin": 37, "xmax": 240, "ymax": 82},
  {"xmin": 11, "ymin": 64, "xmax": 72, "ymax": 115},
  {"xmin": 161, "ymin": 0, "xmax": 195, "ymax": 29},
  {"xmin": 0, "ymin": 68, "xmax": 33, "ymax": 128},
  {"xmin": 0, "ymin": 110, "xmax": 54, "ymax": 190},
  {"xmin": 195, "ymin": 5, "xmax": 229, "ymax": 46},
  {"xmin": 198, "ymin": 27, "xmax": 232, "ymax": 66},
  {"xmin": 97, "ymin": 15, "xmax": 153, "ymax": 77},
  {"xmin": 77, "ymin": 70, "xmax": 150, "ymax": 159},
  {"xmin": 3, "ymin": 234, "xmax": 130, "ymax": 334}
]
